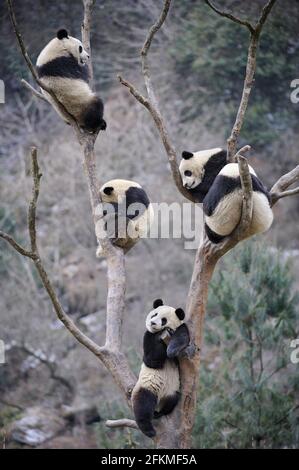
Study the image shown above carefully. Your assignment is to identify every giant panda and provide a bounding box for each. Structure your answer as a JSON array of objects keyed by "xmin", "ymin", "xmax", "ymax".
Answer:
[
  {"xmin": 179, "ymin": 148, "xmax": 273, "ymax": 243},
  {"xmin": 36, "ymin": 29, "xmax": 106, "ymax": 133},
  {"xmin": 132, "ymin": 299, "xmax": 190, "ymax": 438},
  {"xmin": 96, "ymin": 179, "xmax": 154, "ymax": 256}
]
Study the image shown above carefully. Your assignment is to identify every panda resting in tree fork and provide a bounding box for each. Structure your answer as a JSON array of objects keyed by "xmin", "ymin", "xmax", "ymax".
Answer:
[
  {"xmin": 36, "ymin": 29, "xmax": 106, "ymax": 133},
  {"xmin": 132, "ymin": 299, "xmax": 190, "ymax": 438},
  {"xmin": 179, "ymin": 148, "xmax": 273, "ymax": 243}
]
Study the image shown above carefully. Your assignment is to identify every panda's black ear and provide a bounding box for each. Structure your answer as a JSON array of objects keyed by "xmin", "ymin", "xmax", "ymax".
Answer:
[
  {"xmin": 103, "ymin": 186, "xmax": 114, "ymax": 196},
  {"xmin": 182, "ymin": 151, "xmax": 194, "ymax": 160},
  {"xmin": 153, "ymin": 299, "xmax": 163, "ymax": 308},
  {"xmin": 57, "ymin": 29, "xmax": 69, "ymax": 40},
  {"xmin": 175, "ymin": 308, "xmax": 185, "ymax": 320}
]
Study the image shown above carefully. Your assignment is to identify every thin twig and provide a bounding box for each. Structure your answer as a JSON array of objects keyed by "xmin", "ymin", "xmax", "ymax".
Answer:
[
  {"xmin": 0, "ymin": 231, "xmax": 34, "ymax": 259},
  {"xmin": 21, "ymin": 79, "xmax": 48, "ymax": 102},
  {"xmin": 273, "ymin": 187, "xmax": 299, "ymax": 200},
  {"xmin": 270, "ymin": 164, "xmax": 299, "ymax": 206},
  {"xmin": 204, "ymin": 0, "xmax": 254, "ymax": 33},
  {"xmin": 205, "ymin": 0, "xmax": 277, "ymax": 161}
]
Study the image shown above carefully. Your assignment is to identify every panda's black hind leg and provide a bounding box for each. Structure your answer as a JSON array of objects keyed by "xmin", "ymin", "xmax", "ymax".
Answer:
[
  {"xmin": 133, "ymin": 388, "xmax": 157, "ymax": 438},
  {"xmin": 153, "ymin": 392, "xmax": 180, "ymax": 419},
  {"xmin": 82, "ymin": 97, "xmax": 107, "ymax": 133}
]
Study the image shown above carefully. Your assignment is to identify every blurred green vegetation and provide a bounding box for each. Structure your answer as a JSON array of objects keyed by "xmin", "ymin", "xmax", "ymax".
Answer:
[{"xmin": 193, "ymin": 241, "xmax": 299, "ymax": 448}]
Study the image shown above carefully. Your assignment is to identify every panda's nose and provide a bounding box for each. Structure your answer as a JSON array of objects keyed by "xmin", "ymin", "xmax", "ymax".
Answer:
[{"xmin": 151, "ymin": 321, "xmax": 156, "ymax": 326}]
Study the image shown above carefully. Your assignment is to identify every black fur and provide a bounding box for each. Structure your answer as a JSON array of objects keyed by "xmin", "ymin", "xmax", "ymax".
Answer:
[
  {"xmin": 153, "ymin": 392, "xmax": 180, "ymax": 419},
  {"xmin": 57, "ymin": 29, "xmax": 68, "ymax": 39},
  {"xmin": 188, "ymin": 150, "xmax": 227, "ymax": 202},
  {"xmin": 81, "ymin": 96, "xmax": 106, "ymax": 132},
  {"xmin": 175, "ymin": 308, "xmax": 185, "ymax": 320},
  {"xmin": 133, "ymin": 388, "xmax": 157, "ymax": 437},
  {"xmin": 204, "ymin": 223, "xmax": 226, "ymax": 244},
  {"xmin": 182, "ymin": 151, "xmax": 194, "ymax": 160},
  {"xmin": 125, "ymin": 186, "xmax": 150, "ymax": 219},
  {"xmin": 103, "ymin": 186, "xmax": 149, "ymax": 220},
  {"xmin": 36, "ymin": 55, "xmax": 89, "ymax": 82},
  {"xmin": 167, "ymin": 324, "xmax": 190, "ymax": 359},
  {"xmin": 203, "ymin": 173, "xmax": 270, "ymax": 217},
  {"xmin": 153, "ymin": 299, "xmax": 163, "ymax": 308},
  {"xmin": 103, "ymin": 187, "xmax": 114, "ymax": 196},
  {"xmin": 143, "ymin": 331, "xmax": 167, "ymax": 369}
]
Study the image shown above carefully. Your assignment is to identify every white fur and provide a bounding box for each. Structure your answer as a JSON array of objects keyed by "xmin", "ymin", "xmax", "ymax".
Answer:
[
  {"xmin": 132, "ymin": 361, "xmax": 180, "ymax": 407},
  {"xmin": 36, "ymin": 35, "xmax": 95, "ymax": 127},
  {"xmin": 179, "ymin": 147, "xmax": 222, "ymax": 189},
  {"xmin": 146, "ymin": 306, "xmax": 182, "ymax": 333},
  {"xmin": 96, "ymin": 179, "xmax": 153, "ymax": 256},
  {"xmin": 132, "ymin": 305, "xmax": 183, "ymax": 410},
  {"xmin": 206, "ymin": 163, "xmax": 273, "ymax": 237}
]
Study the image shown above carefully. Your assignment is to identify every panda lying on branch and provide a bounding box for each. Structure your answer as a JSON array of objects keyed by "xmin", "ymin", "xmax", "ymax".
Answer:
[
  {"xmin": 132, "ymin": 299, "xmax": 190, "ymax": 438},
  {"xmin": 179, "ymin": 148, "xmax": 273, "ymax": 243},
  {"xmin": 36, "ymin": 29, "xmax": 106, "ymax": 133}
]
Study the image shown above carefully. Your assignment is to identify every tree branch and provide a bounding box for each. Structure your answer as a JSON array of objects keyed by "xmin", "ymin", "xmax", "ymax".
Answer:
[
  {"xmin": 1, "ymin": 147, "xmax": 136, "ymax": 400},
  {"xmin": 81, "ymin": 0, "xmax": 96, "ymax": 88},
  {"xmin": 204, "ymin": 0, "xmax": 254, "ymax": 33},
  {"xmin": 105, "ymin": 419, "xmax": 139, "ymax": 430},
  {"xmin": 270, "ymin": 165, "xmax": 299, "ymax": 206},
  {"xmin": 6, "ymin": 0, "xmax": 82, "ymax": 135},
  {"xmin": 119, "ymin": 0, "xmax": 194, "ymax": 203},
  {"xmin": 0, "ymin": 231, "xmax": 35, "ymax": 259},
  {"xmin": 5, "ymin": 0, "xmax": 137, "ymax": 408},
  {"xmin": 21, "ymin": 79, "xmax": 48, "ymax": 102},
  {"xmin": 205, "ymin": 0, "xmax": 277, "ymax": 161}
]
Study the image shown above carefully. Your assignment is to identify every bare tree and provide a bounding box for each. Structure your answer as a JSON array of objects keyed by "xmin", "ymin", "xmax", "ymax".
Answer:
[
  {"xmin": 1, "ymin": 0, "xmax": 299, "ymax": 450},
  {"xmin": 118, "ymin": 0, "xmax": 299, "ymax": 448}
]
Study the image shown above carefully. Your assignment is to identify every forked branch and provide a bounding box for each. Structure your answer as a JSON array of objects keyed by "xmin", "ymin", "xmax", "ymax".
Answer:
[{"xmin": 0, "ymin": 147, "xmax": 136, "ymax": 399}]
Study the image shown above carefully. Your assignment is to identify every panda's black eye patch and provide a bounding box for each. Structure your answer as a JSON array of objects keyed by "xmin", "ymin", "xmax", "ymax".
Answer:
[
  {"xmin": 151, "ymin": 313, "xmax": 158, "ymax": 318},
  {"xmin": 184, "ymin": 170, "xmax": 192, "ymax": 177},
  {"xmin": 161, "ymin": 317, "xmax": 167, "ymax": 326},
  {"xmin": 79, "ymin": 45, "xmax": 83, "ymax": 53}
]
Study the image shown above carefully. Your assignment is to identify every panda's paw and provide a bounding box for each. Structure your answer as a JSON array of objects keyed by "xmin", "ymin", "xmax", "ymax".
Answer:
[
  {"xmin": 100, "ymin": 119, "xmax": 107, "ymax": 131},
  {"xmin": 137, "ymin": 420, "xmax": 156, "ymax": 438}
]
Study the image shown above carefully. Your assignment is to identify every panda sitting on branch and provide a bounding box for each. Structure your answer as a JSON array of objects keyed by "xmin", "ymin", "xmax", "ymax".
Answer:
[
  {"xmin": 179, "ymin": 148, "xmax": 273, "ymax": 243},
  {"xmin": 36, "ymin": 29, "xmax": 106, "ymax": 133}
]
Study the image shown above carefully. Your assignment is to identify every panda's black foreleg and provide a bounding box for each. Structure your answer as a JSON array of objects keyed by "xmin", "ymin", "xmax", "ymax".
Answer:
[
  {"xmin": 167, "ymin": 324, "xmax": 190, "ymax": 358},
  {"xmin": 153, "ymin": 392, "xmax": 180, "ymax": 419},
  {"xmin": 133, "ymin": 388, "xmax": 157, "ymax": 438}
]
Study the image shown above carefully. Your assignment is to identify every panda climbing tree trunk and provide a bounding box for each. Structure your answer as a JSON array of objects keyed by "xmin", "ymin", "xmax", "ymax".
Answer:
[{"xmin": 2, "ymin": 0, "xmax": 299, "ymax": 451}]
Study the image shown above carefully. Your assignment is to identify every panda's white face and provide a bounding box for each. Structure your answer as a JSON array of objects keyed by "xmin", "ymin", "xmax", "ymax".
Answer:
[
  {"xmin": 179, "ymin": 147, "xmax": 223, "ymax": 190},
  {"xmin": 52, "ymin": 29, "xmax": 89, "ymax": 66},
  {"xmin": 63, "ymin": 36, "xmax": 89, "ymax": 65},
  {"xmin": 146, "ymin": 302, "xmax": 185, "ymax": 334}
]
